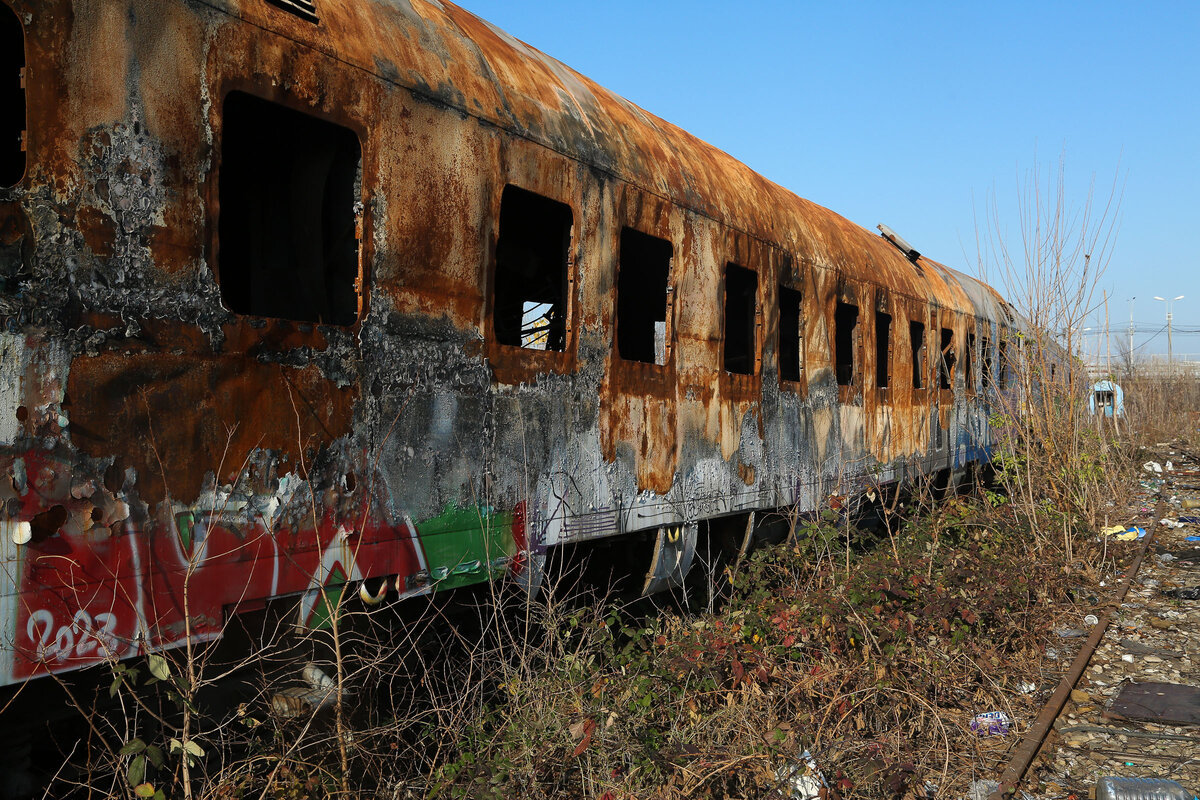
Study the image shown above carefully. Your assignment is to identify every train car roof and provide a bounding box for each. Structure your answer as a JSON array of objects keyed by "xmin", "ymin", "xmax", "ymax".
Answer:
[{"xmin": 237, "ymin": 0, "xmax": 1008, "ymax": 319}]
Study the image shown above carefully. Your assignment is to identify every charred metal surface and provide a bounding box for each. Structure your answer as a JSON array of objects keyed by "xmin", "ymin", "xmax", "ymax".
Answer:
[{"xmin": 0, "ymin": 0, "xmax": 1014, "ymax": 687}]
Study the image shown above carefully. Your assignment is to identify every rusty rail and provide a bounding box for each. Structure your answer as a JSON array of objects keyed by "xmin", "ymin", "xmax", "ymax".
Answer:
[{"xmin": 987, "ymin": 503, "xmax": 1163, "ymax": 800}]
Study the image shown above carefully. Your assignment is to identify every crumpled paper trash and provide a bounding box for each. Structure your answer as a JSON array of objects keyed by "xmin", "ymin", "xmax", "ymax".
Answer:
[{"xmin": 774, "ymin": 749, "xmax": 828, "ymax": 800}]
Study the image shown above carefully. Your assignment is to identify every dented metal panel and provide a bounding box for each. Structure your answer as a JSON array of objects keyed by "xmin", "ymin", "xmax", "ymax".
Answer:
[{"xmin": 0, "ymin": 0, "xmax": 1012, "ymax": 688}]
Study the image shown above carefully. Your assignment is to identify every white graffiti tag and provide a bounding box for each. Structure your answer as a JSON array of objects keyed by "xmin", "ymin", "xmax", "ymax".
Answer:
[{"xmin": 26, "ymin": 608, "xmax": 120, "ymax": 663}]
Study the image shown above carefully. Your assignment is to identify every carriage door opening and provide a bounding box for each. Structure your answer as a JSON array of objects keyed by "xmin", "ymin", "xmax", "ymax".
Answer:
[
  {"xmin": 616, "ymin": 228, "xmax": 672, "ymax": 364},
  {"xmin": 218, "ymin": 92, "xmax": 362, "ymax": 325},
  {"xmin": 1, "ymin": 3, "xmax": 26, "ymax": 187},
  {"xmin": 494, "ymin": 186, "xmax": 573, "ymax": 351}
]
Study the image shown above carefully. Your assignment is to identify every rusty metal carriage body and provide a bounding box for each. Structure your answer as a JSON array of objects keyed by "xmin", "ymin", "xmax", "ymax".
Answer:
[{"xmin": 0, "ymin": 0, "xmax": 1015, "ymax": 686}]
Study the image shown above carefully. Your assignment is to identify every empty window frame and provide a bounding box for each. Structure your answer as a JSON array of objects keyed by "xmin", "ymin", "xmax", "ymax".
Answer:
[
  {"xmin": 218, "ymin": 92, "xmax": 361, "ymax": 325},
  {"xmin": 875, "ymin": 310, "xmax": 891, "ymax": 389},
  {"xmin": 834, "ymin": 301, "xmax": 858, "ymax": 386},
  {"xmin": 494, "ymin": 186, "xmax": 573, "ymax": 351},
  {"xmin": 266, "ymin": 0, "xmax": 319, "ymax": 22},
  {"xmin": 964, "ymin": 330, "xmax": 976, "ymax": 393},
  {"xmin": 980, "ymin": 335, "xmax": 993, "ymax": 389},
  {"xmin": 616, "ymin": 228, "xmax": 672, "ymax": 364},
  {"xmin": 997, "ymin": 334, "xmax": 1009, "ymax": 389},
  {"xmin": 1, "ymin": 3, "xmax": 25, "ymax": 187},
  {"xmin": 938, "ymin": 327, "xmax": 955, "ymax": 390},
  {"xmin": 910, "ymin": 320, "xmax": 925, "ymax": 389},
  {"xmin": 778, "ymin": 285, "xmax": 804, "ymax": 383},
  {"xmin": 724, "ymin": 263, "xmax": 758, "ymax": 375}
]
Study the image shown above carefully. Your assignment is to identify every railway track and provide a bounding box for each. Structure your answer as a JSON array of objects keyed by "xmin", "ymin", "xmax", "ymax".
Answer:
[{"xmin": 990, "ymin": 454, "xmax": 1200, "ymax": 799}]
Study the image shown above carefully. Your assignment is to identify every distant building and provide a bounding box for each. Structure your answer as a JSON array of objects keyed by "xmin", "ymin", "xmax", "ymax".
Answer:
[{"xmin": 1089, "ymin": 379, "xmax": 1124, "ymax": 418}]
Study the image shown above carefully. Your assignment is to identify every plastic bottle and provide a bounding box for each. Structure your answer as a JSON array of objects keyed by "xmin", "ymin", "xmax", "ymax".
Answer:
[{"xmin": 1096, "ymin": 776, "xmax": 1196, "ymax": 800}]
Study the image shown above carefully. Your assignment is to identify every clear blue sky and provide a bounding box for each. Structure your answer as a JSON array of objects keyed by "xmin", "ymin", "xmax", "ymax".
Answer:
[{"xmin": 461, "ymin": 0, "xmax": 1199, "ymax": 358}]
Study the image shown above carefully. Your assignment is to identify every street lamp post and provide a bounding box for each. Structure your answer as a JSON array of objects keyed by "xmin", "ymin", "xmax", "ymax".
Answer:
[{"xmin": 1154, "ymin": 295, "xmax": 1185, "ymax": 372}]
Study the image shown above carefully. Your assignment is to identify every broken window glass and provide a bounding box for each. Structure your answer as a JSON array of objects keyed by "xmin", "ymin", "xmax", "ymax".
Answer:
[
  {"xmin": 493, "ymin": 185, "xmax": 573, "ymax": 352},
  {"xmin": 778, "ymin": 285, "xmax": 803, "ymax": 383},
  {"xmin": 218, "ymin": 92, "xmax": 361, "ymax": 326},
  {"xmin": 723, "ymin": 263, "xmax": 757, "ymax": 375},
  {"xmin": 616, "ymin": 228, "xmax": 672, "ymax": 364}
]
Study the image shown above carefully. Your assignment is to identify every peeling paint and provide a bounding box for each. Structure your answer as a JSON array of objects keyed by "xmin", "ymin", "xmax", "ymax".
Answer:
[{"xmin": 0, "ymin": 0, "xmax": 1015, "ymax": 689}]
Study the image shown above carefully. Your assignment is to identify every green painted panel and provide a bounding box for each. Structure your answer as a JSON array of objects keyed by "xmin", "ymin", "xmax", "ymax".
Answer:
[{"xmin": 416, "ymin": 505, "xmax": 517, "ymax": 591}]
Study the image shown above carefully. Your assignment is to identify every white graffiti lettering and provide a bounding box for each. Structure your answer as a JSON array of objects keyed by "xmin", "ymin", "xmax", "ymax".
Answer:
[{"xmin": 26, "ymin": 608, "xmax": 120, "ymax": 663}]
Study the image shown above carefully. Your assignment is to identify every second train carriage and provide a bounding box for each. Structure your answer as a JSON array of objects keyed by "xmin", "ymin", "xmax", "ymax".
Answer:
[{"xmin": 0, "ymin": 0, "xmax": 1018, "ymax": 689}]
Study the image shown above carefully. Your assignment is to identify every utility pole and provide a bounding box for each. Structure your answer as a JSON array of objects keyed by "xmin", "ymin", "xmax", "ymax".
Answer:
[
  {"xmin": 1105, "ymin": 290, "xmax": 1111, "ymax": 377},
  {"xmin": 1127, "ymin": 296, "xmax": 1135, "ymax": 368},
  {"xmin": 1154, "ymin": 294, "xmax": 1185, "ymax": 373}
]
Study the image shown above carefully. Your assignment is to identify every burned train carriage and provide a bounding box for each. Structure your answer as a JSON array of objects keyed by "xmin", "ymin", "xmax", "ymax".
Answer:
[{"xmin": 0, "ymin": 0, "xmax": 1013, "ymax": 687}]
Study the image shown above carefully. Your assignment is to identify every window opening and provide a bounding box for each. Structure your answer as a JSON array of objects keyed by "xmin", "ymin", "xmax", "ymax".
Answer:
[
  {"xmin": 964, "ymin": 330, "xmax": 976, "ymax": 392},
  {"xmin": 875, "ymin": 310, "xmax": 891, "ymax": 389},
  {"xmin": 939, "ymin": 327, "xmax": 955, "ymax": 390},
  {"xmin": 910, "ymin": 320, "xmax": 925, "ymax": 389},
  {"xmin": 494, "ymin": 185, "xmax": 573, "ymax": 351},
  {"xmin": 997, "ymin": 335, "xmax": 1009, "ymax": 389},
  {"xmin": 980, "ymin": 335, "xmax": 992, "ymax": 388},
  {"xmin": 834, "ymin": 301, "xmax": 858, "ymax": 386},
  {"xmin": 266, "ymin": 0, "xmax": 319, "ymax": 23},
  {"xmin": 1, "ymin": 3, "xmax": 26, "ymax": 187},
  {"xmin": 616, "ymin": 228, "xmax": 672, "ymax": 364},
  {"xmin": 218, "ymin": 92, "xmax": 361, "ymax": 325},
  {"xmin": 778, "ymin": 285, "xmax": 803, "ymax": 383},
  {"xmin": 723, "ymin": 263, "xmax": 757, "ymax": 375}
]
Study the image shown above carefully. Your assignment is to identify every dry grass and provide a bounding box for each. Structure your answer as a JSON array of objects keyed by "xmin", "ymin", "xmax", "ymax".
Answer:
[
  {"xmin": 293, "ymin": 497, "xmax": 1116, "ymax": 800},
  {"xmin": 40, "ymin": 483, "xmax": 1128, "ymax": 800}
]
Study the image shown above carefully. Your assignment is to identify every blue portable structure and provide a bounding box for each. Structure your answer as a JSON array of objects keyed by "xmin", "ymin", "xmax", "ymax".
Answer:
[{"xmin": 1089, "ymin": 380, "xmax": 1124, "ymax": 418}]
